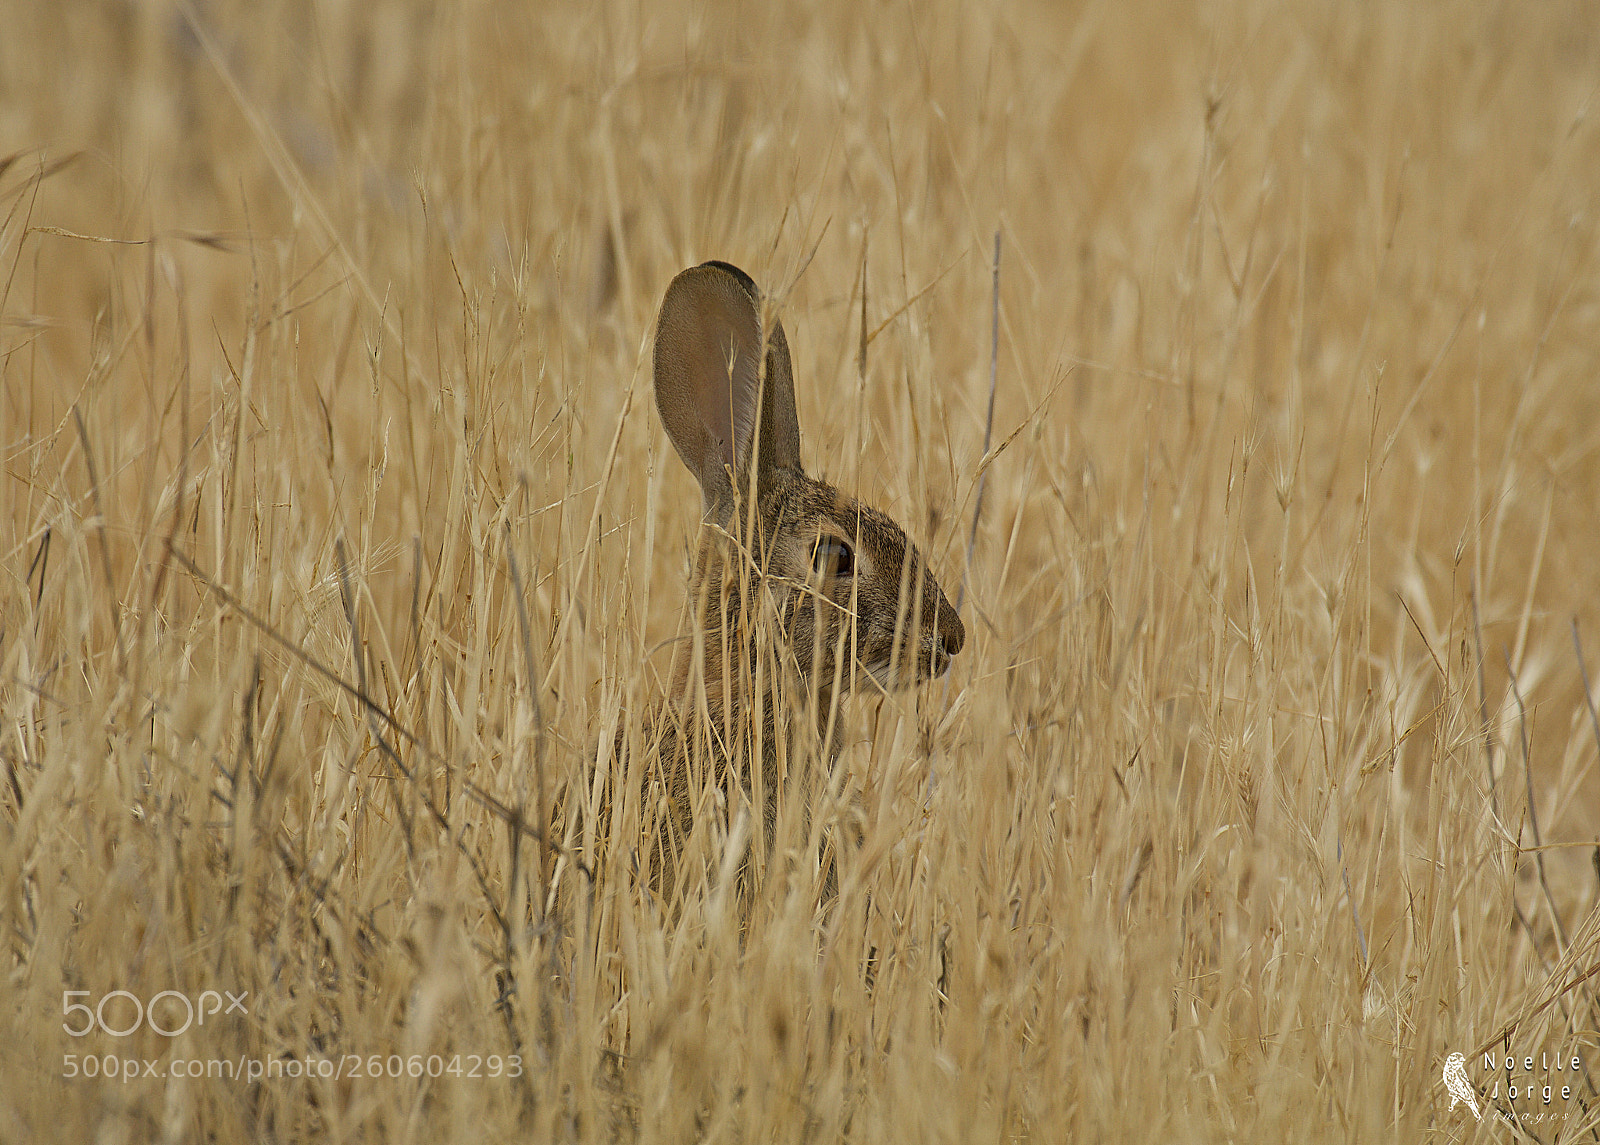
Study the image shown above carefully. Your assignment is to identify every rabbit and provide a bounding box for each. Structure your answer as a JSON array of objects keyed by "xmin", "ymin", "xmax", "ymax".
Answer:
[{"xmin": 614, "ymin": 259, "xmax": 966, "ymax": 907}]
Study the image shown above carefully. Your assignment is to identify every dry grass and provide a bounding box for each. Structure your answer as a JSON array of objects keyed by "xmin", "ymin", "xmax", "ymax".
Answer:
[{"xmin": 4, "ymin": 0, "xmax": 1600, "ymax": 1140}]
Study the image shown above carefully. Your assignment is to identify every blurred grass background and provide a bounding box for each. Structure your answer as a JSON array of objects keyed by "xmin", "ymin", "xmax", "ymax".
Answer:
[{"xmin": 2, "ymin": 0, "xmax": 1599, "ymax": 1139}]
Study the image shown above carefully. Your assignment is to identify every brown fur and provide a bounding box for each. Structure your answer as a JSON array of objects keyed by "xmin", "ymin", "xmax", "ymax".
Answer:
[{"xmin": 605, "ymin": 261, "xmax": 964, "ymax": 908}]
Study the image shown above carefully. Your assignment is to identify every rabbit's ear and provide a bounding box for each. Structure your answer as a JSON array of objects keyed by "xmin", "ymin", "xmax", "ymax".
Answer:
[{"xmin": 653, "ymin": 261, "xmax": 802, "ymax": 515}]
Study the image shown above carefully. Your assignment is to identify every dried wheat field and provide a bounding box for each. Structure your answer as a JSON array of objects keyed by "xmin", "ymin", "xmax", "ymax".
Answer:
[{"xmin": 3, "ymin": 1, "xmax": 1599, "ymax": 1140}]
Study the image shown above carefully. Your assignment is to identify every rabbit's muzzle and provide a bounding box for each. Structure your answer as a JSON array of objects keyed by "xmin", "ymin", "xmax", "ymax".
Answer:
[
  {"xmin": 859, "ymin": 563, "xmax": 966, "ymax": 690},
  {"xmin": 927, "ymin": 594, "xmax": 966, "ymax": 676}
]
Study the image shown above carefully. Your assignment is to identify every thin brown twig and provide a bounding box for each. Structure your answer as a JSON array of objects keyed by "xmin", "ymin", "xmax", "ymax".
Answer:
[
  {"xmin": 505, "ymin": 518, "xmax": 551, "ymax": 925},
  {"xmin": 1503, "ymin": 648, "xmax": 1570, "ymax": 951},
  {"xmin": 73, "ymin": 407, "xmax": 127, "ymax": 671}
]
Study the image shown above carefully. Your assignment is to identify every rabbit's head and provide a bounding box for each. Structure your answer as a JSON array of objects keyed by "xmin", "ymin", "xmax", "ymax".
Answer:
[{"xmin": 653, "ymin": 261, "xmax": 965, "ymax": 699}]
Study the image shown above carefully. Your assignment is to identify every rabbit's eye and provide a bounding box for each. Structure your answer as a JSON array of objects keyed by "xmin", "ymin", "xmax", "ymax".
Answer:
[{"xmin": 811, "ymin": 537, "xmax": 855, "ymax": 578}]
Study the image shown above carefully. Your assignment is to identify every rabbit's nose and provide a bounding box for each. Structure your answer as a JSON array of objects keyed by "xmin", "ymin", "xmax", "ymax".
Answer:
[{"xmin": 940, "ymin": 610, "xmax": 966, "ymax": 658}]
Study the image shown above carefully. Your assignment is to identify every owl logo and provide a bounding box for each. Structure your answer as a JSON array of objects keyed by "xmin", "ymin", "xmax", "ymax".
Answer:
[{"xmin": 1444, "ymin": 1052, "xmax": 1481, "ymax": 1121}]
